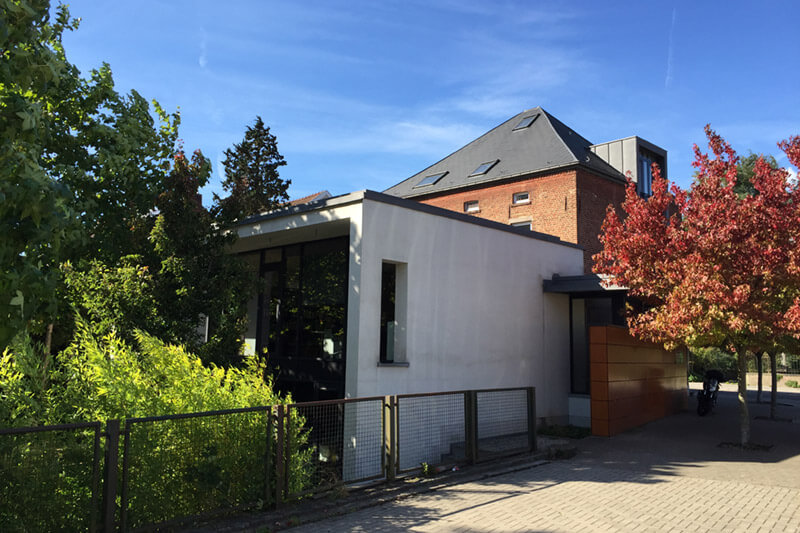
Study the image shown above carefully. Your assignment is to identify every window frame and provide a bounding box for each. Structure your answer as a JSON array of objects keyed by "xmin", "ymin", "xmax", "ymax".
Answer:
[
  {"xmin": 512, "ymin": 191, "xmax": 530, "ymax": 205},
  {"xmin": 463, "ymin": 200, "xmax": 480, "ymax": 213}
]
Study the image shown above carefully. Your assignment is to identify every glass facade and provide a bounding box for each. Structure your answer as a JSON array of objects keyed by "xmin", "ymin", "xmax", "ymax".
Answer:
[{"xmin": 244, "ymin": 236, "xmax": 349, "ymax": 402}]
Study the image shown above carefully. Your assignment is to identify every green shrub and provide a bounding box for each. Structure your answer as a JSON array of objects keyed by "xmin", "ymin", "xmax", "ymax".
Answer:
[
  {"xmin": 0, "ymin": 325, "xmax": 309, "ymax": 529},
  {"xmin": 786, "ymin": 380, "xmax": 800, "ymax": 388},
  {"xmin": 689, "ymin": 347, "xmax": 737, "ymax": 380}
]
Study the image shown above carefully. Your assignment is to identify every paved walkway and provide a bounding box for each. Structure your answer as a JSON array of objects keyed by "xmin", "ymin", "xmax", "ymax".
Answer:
[{"xmin": 288, "ymin": 389, "xmax": 800, "ymax": 532}]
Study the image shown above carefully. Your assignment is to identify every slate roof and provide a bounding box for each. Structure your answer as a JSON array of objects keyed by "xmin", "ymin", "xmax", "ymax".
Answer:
[{"xmin": 384, "ymin": 107, "xmax": 625, "ymax": 199}]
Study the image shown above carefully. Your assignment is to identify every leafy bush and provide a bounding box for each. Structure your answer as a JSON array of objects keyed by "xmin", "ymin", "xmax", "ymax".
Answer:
[
  {"xmin": 0, "ymin": 325, "xmax": 308, "ymax": 529},
  {"xmin": 689, "ymin": 347, "xmax": 737, "ymax": 380},
  {"xmin": 786, "ymin": 380, "xmax": 800, "ymax": 388}
]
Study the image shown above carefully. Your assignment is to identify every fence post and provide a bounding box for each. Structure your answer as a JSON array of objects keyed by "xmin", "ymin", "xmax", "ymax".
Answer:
[
  {"xmin": 464, "ymin": 391, "xmax": 478, "ymax": 464},
  {"xmin": 383, "ymin": 396, "xmax": 396, "ymax": 480},
  {"xmin": 264, "ymin": 407, "xmax": 273, "ymax": 508},
  {"xmin": 274, "ymin": 405, "xmax": 285, "ymax": 507},
  {"xmin": 101, "ymin": 419, "xmax": 120, "ymax": 533},
  {"xmin": 527, "ymin": 387, "xmax": 537, "ymax": 453}
]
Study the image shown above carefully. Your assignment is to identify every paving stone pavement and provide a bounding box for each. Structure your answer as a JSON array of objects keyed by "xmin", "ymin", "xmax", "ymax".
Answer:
[{"xmin": 287, "ymin": 389, "xmax": 800, "ymax": 533}]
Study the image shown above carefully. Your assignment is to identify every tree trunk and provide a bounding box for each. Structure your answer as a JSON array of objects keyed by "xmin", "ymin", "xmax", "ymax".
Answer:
[
  {"xmin": 42, "ymin": 322, "xmax": 54, "ymax": 389},
  {"xmin": 756, "ymin": 352, "xmax": 763, "ymax": 403},
  {"xmin": 769, "ymin": 352, "xmax": 777, "ymax": 420},
  {"xmin": 737, "ymin": 345, "xmax": 750, "ymax": 446}
]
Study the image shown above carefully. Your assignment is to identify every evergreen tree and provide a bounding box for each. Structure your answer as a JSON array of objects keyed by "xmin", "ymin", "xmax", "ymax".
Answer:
[{"xmin": 214, "ymin": 116, "xmax": 291, "ymax": 223}]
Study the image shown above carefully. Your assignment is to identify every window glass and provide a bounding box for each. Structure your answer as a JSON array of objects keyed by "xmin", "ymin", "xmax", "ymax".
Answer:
[
  {"xmin": 380, "ymin": 262, "xmax": 396, "ymax": 363},
  {"xmin": 464, "ymin": 200, "xmax": 479, "ymax": 213},
  {"xmin": 469, "ymin": 160, "xmax": 498, "ymax": 177}
]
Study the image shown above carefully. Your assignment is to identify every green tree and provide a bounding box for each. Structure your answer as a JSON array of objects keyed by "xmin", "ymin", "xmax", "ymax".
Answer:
[
  {"xmin": 1, "ymin": 1, "xmax": 178, "ymax": 349},
  {"xmin": 150, "ymin": 150, "xmax": 256, "ymax": 365},
  {"xmin": 214, "ymin": 116, "xmax": 291, "ymax": 224},
  {"xmin": 734, "ymin": 152, "xmax": 779, "ymax": 198},
  {"xmin": 0, "ymin": 1, "xmax": 81, "ymax": 346}
]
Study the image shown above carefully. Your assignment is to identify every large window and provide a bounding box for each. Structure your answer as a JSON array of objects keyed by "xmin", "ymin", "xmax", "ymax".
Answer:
[{"xmin": 253, "ymin": 237, "xmax": 349, "ymax": 402}]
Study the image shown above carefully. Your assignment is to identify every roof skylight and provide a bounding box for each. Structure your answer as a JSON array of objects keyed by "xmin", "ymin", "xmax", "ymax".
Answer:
[
  {"xmin": 513, "ymin": 113, "xmax": 539, "ymax": 130},
  {"xmin": 414, "ymin": 171, "xmax": 447, "ymax": 188},
  {"xmin": 469, "ymin": 160, "xmax": 499, "ymax": 177}
]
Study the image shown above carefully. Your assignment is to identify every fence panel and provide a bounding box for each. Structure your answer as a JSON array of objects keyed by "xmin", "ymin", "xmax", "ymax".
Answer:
[
  {"xmin": 396, "ymin": 392, "xmax": 466, "ymax": 473},
  {"xmin": 285, "ymin": 397, "xmax": 384, "ymax": 500},
  {"xmin": 119, "ymin": 406, "xmax": 271, "ymax": 531},
  {"xmin": 0, "ymin": 422, "xmax": 102, "ymax": 532},
  {"xmin": 475, "ymin": 388, "xmax": 534, "ymax": 462}
]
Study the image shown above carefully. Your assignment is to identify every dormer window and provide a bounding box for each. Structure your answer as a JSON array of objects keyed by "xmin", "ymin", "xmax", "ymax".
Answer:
[
  {"xmin": 637, "ymin": 148, "xmax": 664, "ymax": 198},
  {"xmin": 414, "ymin": 171, "xmax": 447, "ymax": 188},
  {"xmin": 469, "ymin": 160, "xmax": 498, "ymax": 177}
]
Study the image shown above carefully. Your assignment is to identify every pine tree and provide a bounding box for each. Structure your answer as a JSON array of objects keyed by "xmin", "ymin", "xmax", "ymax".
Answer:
[{"xmin": 214, "ymin": 116, "xmax": 291, "ymax": 223}]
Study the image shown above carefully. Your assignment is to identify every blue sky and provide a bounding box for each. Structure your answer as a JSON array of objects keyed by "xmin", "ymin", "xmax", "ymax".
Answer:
[{"xmin": 60, "ymin": 0, "xmax": 799, "ymax": 203}]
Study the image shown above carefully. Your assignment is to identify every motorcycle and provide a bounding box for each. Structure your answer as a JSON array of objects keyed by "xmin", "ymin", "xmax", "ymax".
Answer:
[{"xmin": 696, "ymin": 369, "xmax": 723, "ymax": 416}]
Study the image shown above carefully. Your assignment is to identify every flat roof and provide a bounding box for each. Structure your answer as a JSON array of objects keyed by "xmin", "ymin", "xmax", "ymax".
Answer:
[
  {"xmin": 543, "ymin": 274, "xmax": 627, "ymax": 294},
  {"xmin": 236, "ymin": 189, "xmax": 583, "ymax": 250}
]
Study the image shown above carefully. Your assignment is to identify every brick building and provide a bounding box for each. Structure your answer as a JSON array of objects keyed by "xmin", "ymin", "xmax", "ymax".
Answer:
[
  {"xmin": 384, "ymin": 107, "xmax": 667, "ymax": 273},
  {"xmin": 384, "ymin": 108, "xmax": 685, "ymax": 433}
]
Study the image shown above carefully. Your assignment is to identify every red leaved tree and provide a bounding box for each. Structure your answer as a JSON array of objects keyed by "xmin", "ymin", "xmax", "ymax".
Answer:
[{"xmin": 594, "ymin": 127, "xmax": 800, "ymax": 445}]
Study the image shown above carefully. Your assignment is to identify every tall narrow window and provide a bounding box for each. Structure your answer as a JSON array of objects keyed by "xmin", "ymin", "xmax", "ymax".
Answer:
[{"xmin": 380, "ymin": 262, "xmax": 396, "ymax": 363}]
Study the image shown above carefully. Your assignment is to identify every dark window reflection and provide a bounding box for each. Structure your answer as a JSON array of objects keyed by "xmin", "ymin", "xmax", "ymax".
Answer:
[{"xmin": 256, "ymin": 237, "xmax": 348, "ymax": 402}]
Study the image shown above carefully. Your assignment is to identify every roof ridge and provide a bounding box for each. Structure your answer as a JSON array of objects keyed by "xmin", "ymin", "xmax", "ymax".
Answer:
[
  {"xmin": 385, "ymin": 109, "xmax": 538, "ymax": 192},
  {"xmin": 538, "ymin": 108, "xmax": 586, "ymax": 165}
]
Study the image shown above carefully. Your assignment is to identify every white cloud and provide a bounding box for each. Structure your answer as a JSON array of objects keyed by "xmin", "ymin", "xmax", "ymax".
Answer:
[
  {"xmin": 199, "ymin": 27, "xmax": 208, "ymax": 68},
  {"xmin": 665, "ymin": 8, "xmax": 676, "ymax": 89}
]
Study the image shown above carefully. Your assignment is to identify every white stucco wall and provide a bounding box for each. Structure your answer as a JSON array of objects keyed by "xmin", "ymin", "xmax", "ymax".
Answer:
[
  {"xmin": 349, "ymin": 196, "xmax": 582, "ymax": 421},
  {"xmin": 233, "ymin": 192, "xmax": 583, "ymax": 423}
]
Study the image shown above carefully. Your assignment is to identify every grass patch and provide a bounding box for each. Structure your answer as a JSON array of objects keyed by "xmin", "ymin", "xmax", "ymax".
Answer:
[{"xmin": 538, "ymin": 424, "xmax": 591, "ymax": 439}]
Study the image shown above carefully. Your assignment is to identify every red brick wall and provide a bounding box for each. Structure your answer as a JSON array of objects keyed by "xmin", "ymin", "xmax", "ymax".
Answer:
[
  {"xmin": 416, "ymin": 169, "xmax": 625, "ymax": 273},
  {"xmin": 589, "ymin": 326, "xmax": 687, "ymax": 437},
  {"xmin": 575, "ymin": 170, "xmax": 626, "ymax": 273},
  {"xmin": 417, "ymin": 170, "xmax": 579, "ymax": 246}
]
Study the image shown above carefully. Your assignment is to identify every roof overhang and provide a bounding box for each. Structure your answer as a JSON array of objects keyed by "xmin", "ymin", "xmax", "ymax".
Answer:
[{"xmin": 543, "ymin": 274, "xmax": 627, "ymax": 295}]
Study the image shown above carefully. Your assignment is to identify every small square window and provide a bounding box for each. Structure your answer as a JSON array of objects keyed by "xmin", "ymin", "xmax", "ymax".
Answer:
[
  {"xmin": 469, "ymin": 160, "xmax": 498, "ymax": 177},
  {"xmin": 511, "ymin": 220, "xmax": 532, "ymax": 230},
  {"xmin": 512, "ymin": 192, "xmax": 530, "ymax": 205},
  {"xmin": 414, "ymin": 171, "xmax": 447, "ymax": 188},
  {"xmin": 464, "ymin": 200, "xmax": 479, "ymax": 213},
  {"xmin": 513, "ymin": 114, "xmax": 539, "ymax": 130}
]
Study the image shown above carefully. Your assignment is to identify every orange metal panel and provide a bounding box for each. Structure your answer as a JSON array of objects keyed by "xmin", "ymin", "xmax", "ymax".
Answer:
[
  {"xmin": 591, "ymin": 418, "xmax": 610, "ymax": 437},
  {"xmin": 590, "ymin": 342, "xmax": 608, "ymax": 364},
  {"xmin": 591, "ymin": 381, "xmax": 609, "ymax": 401},
  {"xmin": 589, "ymin": 325, "xmax": 607, "ymax": 345},
  {"xmin": 590, "ymin": 362, "xmax": 608, "ymax": 382}
]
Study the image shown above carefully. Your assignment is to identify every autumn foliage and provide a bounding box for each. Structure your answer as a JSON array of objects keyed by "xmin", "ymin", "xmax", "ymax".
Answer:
[
  {"xmin": 595, "ymin": 127, "xmax": 800, "ymax": 352},
  {"xmin": 594, "ymin": 127, "xmax": 800, "ymax": 444}
]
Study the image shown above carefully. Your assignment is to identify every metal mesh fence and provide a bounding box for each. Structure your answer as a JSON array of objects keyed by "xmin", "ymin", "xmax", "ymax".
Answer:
[
  {"xmin": 0, "ymin": 423, "xmax": 102, "ymax": 532},
  {"xmin": 120, "ymin": 407, "xmax": 271, "ymax": 531},
  {"xmin": 476, "ymin": 388, "xmax": 531, "ymax": 461},
  {"xmin": 286, "ymin": 397, "xmax": 384, "ymax": 499},
  {"xmin": 397, "ymin": 392, "xmax": 465, "ymax": 472}
]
